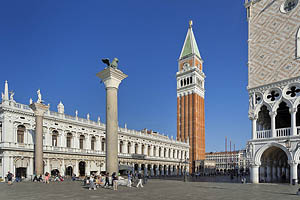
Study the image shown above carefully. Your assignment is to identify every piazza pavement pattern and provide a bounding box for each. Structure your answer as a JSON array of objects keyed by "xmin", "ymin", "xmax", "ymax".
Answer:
[{"xmin": 0, "ymin": 179, "xmax": 300, "ymax": 200}]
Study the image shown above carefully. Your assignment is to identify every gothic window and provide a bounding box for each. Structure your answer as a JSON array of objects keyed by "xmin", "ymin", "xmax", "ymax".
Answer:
[
  {"xmin": 66, "ymin": 133, "xmax": 72, "ymax": 148},
  {"xmin": 79, "ymin": 135, "xmax": 85, "ymax": 149},
  {"xmin": 91, "ymin": 136, "xmax": 96, "ymax": 150},
  {"xmin": 173, "ymin": 150, "xmax": 175, "ymax": 158},
  {"xmin": 297, "ymin": 27, "xmax": 300, "ymax": 58},
  {"xmin": 119, "ymin": 141, "xmax": 123, "ymax": 153},
  {"xmin": 17, "ymin": 125, "xmax": 25, "ymax": 144},
  {"xmin": 101, "ymin": 138, "xmax": 105, "ymax": 151},
  {"xmin": 169, "ymin": 149, "xmax": 171, "ymax": 158},
  {"xmin": 52, "ymin": 130, "xmax": 58, "ymax": 147}
]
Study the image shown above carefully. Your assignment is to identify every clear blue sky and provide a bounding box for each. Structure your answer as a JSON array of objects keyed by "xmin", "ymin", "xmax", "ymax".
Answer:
[{"xmin": 0, "ymin": 0, "xmax": 249, "ymax": 152}]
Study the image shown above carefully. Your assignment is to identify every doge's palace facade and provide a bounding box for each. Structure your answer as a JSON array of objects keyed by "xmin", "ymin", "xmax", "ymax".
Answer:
[
  {"xmin": 245, "ymin": 0, "xmax": 300, "ymax": 184},
  {"xmin": 0, "ymin": 81, "xmax": 189, "ymax": 179}
]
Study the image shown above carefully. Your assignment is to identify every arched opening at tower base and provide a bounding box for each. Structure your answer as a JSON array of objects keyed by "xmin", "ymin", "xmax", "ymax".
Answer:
[{"xmin": 259, "ymin": 146, "xmax": 290, "ymax": 183}]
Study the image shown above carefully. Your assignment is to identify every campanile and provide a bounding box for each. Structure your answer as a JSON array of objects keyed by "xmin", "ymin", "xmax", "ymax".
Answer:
[{"xmin": 176, "ymin": 21, "xmax": 205, "ymax": 173}]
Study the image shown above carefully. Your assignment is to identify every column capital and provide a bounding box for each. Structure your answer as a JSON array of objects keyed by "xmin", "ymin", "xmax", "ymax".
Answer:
[
  {"xmin": 96, "ymin": 67, "xmax": 128, "ymax": 89},
  {"xmin": 269, "ymin": 111, "xmax": 277, "ymax": 117},
  {"xmin": 289, "ymin": 108, "xmax": 298, "ymax": 114},
  {"xmin": 29, "ymin": 103, "xmax": 49, "ymax": 116},
  {"xmin": 288, "ymin": 160, "xmax": 298, "ymax": 166}
]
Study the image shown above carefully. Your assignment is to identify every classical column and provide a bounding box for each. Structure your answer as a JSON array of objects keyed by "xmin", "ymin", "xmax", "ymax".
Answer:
[
  {"xmin": 251, "ymin": 116, "xmax": 257, "ymax": 139},
  {"xmin": 97, "ymin": 66, "xmax": 127, "ymax": 175},
  {"xmin": 74, "ymin": 160, "xmax": 78, "ymax": 176},
  {"xmin": 250, "ymin": 165, "xmax": 259, "ymax": 184},
  {"xmin": 290, "ymin": 108, "xmax": 297, "ymax": 136},
  {"xmin": 30, "ymin": 102, "xmax": 49, "ymax": 176},
  {"xmin": 290, "ymin": 162, "xmax": 298, "ymax": 184},
  {"xmin": 272, "ymin": 161, "xmax": 277, "ymax": 182},
  {"xmin": 266, "ymin": 162, "xmax": 272, "ymax": 182},
  {"xmin": 150, "ymin": 164, "xmax": 154, "ymax": 176},
  {"xmin": 270, "ymin": 111, "xmax": 277, "ymax": 138}
]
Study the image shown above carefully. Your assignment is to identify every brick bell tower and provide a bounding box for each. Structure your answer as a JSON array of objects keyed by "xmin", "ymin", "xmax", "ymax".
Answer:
[{"xmin": 176, "ymin": 20, "xmax": 205, "ymax": 173}]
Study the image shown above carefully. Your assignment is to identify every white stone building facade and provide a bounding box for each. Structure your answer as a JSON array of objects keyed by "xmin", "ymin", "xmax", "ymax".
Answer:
[
  {"xmin": 0, "ymin": 81, "xmax": 189, "ymax": 180},
  {"xmin": 245, "ymin": 0, "xmax": 300, "ymax": 184},
  {"xmin": 205, "ymin": 150, "xmax": 248, "ymax": 173}
]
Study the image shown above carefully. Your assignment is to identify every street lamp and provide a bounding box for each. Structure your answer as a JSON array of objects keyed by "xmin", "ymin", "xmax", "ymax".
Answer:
[{"xmin": 183, "ymin": 158, "xmax": 189, "ymax": 182}]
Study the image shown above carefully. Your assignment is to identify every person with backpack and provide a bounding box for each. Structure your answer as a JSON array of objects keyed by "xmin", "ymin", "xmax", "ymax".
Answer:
[
  {"xmin": 136, "ymin": 172, "xmax": 143, "ymax": 188},
  {"xmin": 7, "ymin": 171, "xmax": 13, "ymax": 185}
]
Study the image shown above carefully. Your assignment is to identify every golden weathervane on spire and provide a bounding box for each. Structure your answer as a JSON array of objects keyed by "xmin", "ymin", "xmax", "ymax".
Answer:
[{"xmin": 189, "ymin": 20, "xmax": 193, "ymax": 28}]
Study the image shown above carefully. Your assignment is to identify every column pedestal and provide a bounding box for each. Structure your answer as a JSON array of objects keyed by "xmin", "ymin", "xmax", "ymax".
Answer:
[{"xmin": 250, "ymin": 165, "xmax": 259, "ymax": 184}]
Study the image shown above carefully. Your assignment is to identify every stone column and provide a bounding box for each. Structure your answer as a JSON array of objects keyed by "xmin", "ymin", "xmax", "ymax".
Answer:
[
  {"xmin": 272, "ymin": 162, "xmax": 277, "ymax": 182},
  {"xmin": 290, "ymin": 162, "xmax": 298, "ymax": 184},
  {"xmin": 270, "ymin": 112, "xmax": 277, "ymax": 138},
  {"xmin": 251, "ymin": 116, "xmax": 257, "ymax": 139},
  {"xmin": 250, "ymin": 165, "xmax": 259, "ymax": 184},
  {"xmin": 150, "ymin": 164, "xmax": 154, "ymax": 176},
  {"xmin": 266, "ymin": 163, "xmax": 272, "ymax": 182},
  {"xmin": 97, "ymin": 67, "xmax": 127, "ymax": 175},
  {"xmin": 30, "ymin": 103, "xmax": 49, "ymax": 176},
  {"xmin": 290, "ymin": 108, "xmax": 297, "ymax": 136}
]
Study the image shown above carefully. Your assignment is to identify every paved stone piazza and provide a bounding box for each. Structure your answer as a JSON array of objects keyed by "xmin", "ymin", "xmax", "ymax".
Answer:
[{"xmin": 0, "ymin": 179, "xmax": 300, "ymax": 200}]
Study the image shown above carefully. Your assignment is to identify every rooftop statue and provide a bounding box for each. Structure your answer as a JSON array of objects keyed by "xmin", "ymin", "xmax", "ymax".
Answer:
[
  {"xmin": 37, "ymin": 89, "xmax": 43, "ymax": 103},
  {"xmin": 9, "ymin": 91, "xmax": 15, "ymax": 101},
  {"xmin": 101, "ymin": 58, "xmax": 119, "ymax": 69}
]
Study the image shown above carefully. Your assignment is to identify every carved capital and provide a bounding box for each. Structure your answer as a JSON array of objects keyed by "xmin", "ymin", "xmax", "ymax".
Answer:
[
  {"xmin": 289, "ymin": 107, "xmax": 297, "ymax": 114},
  {"xmin": 269, "ymin": 111, "xmax": 277, "ymax": 117}
]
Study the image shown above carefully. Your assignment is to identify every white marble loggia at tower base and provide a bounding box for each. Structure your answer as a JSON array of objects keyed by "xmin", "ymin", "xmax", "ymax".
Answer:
[{"xmin": 97, "ymin": 67, "xmax": 127, "ymax": 175}]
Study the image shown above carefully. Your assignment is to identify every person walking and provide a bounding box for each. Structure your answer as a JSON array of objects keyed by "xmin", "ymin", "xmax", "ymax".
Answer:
[
  {"xmin": 103, "ymin": 173, "xmax": 110, "ymax": 188},
  {"xmin": 136, "ymin": 172, "xmax": 143, "ymax": 188},
  {"xmin": 89, "ymin": 176, "xmax": 96, "ymax": 191},
  {"xmin": 7, "ymin": 171, "xmax": 13, "ymax": 185},
  {"xmin": 127, "ymin": 172, "xmax": 132, "ymax": 187}
]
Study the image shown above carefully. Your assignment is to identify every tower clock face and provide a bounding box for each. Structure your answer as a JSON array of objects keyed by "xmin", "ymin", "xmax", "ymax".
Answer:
[
  {"xmin": 280, "ymin": 0, "xmax": 298, "ymax": 13},
  {"xmin": 183, "ymin": 62, "xmax": 190, "ymax": 69}
]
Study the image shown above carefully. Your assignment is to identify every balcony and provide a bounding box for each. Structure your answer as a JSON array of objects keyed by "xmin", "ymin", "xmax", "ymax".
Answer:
[{"xmin": 255, "ymin": 127, "xmax": 300, "ymax": 139}]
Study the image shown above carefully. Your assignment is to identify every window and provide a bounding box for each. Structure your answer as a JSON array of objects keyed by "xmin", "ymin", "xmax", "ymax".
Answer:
[
  {"xmin": 159, "ymin": 148, "xmax": 161, "ymax": 157},
  {"xmin": 135, "ymin": 144, "xmax": 138, "ymax": 154},
  {"xmin": 91, "ymin": 136, "xmax": 96, "ymax": 150},
  {"xmin": 17, "ymin": 125, "xmax": 25, "ymax": 144},
  {"xmin": 66, "ymin": 133, "xmax": 72, "ymax": 148},
  {"xmin": 52, "ymin": 130, "xmax": 58, "ymax": 147},
  {"xmin": 148, "ymin": 145, "xmax": 151, "ymax": 156},
  {"xmin": 119, "ymin": 141, "xmax": 123, "ymax": 153},
  {"xmin": 190, "ymin": 77, "xmax": 192, "ymax": 84},
  {"xmin": 153, "ymin": 146, "xmax": 156, "ymax": 157},
  {"xmin": 80, "ymin": 135, "xmax": 85, "ymax": 149},
  {"xmin": 128, "ymin": 142, "xmax": 131, "ymax": 154},
  {"xmin": 281, "ymin": 0, "xmax": 298, "ymax": 13},
  {"xmin": 101, "ymin": 138, "xmax": 105, "ymax": 152}
]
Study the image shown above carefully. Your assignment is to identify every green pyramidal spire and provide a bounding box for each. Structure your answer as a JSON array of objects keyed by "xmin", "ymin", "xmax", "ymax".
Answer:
[{"xmin": 179, "ymin": 20, "xmax": 201, "ymax": 60}]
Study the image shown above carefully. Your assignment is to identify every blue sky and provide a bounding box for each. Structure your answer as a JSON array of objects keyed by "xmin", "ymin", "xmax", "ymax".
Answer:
[{"xmin": 0, "ymin": 0, "xmax": 249, "ymax": 152}]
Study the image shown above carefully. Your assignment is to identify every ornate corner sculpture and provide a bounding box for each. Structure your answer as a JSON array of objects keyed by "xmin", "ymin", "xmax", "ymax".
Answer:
[{"xmin": 101, "ymin": 57, "xmax": 119, "ymax": 69}]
